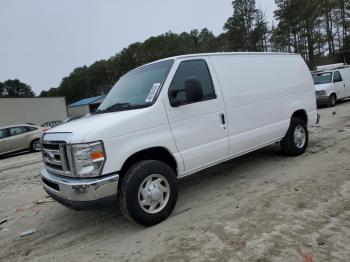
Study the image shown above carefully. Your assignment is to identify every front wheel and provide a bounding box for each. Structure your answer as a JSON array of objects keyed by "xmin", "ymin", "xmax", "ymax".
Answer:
[
  {"xmin": 281, "ymin": 117, "xmax": 308, "ymax": 156},
  {"xmin": 30, "ymin": 139, "xmax": 41, "ymax": 152},
  {"xmin": 118, "ymin": 160, "xmax": 178, "ymax": 226},
  {"xmin": 328, "ymin": 94, "xmax": 337, "ymax": 107}
]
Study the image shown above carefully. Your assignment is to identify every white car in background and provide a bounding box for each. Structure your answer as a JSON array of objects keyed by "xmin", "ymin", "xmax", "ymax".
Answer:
[
  {"xmin": 312, "ymin": 66, "xmax": 350, "ymax": 107},
  {"xmin": 0, "ymin": 124, "xmax": 45, "ymax": 156}
]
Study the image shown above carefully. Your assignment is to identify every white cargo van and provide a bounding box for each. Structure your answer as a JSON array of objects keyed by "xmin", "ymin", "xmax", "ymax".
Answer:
[
  {"xmin": 40, "ymin": 53, "xmax": 318, "ymax": 226},
  {"xmin": 312, "ymin": 66, "xmax": 350, "ymax": 107}
]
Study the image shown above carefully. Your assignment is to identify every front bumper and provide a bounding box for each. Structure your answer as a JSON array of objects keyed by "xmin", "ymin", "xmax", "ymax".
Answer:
[
  {"xmin": 316, "ymin": 95, "xmax": 329, "ymax": 106},
  {"xmin": 40, "ymin": 169, "xmax": 119, "ymax": 209}
]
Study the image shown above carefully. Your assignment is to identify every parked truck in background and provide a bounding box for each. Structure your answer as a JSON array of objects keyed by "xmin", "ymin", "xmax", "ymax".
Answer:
[
  {"xmin": 312, "ymin": 65, "xmax": 350, "ymax": 107},
  {"xmin": 40, "ymin": 53, "xmax": 318, "ymax": 226}
]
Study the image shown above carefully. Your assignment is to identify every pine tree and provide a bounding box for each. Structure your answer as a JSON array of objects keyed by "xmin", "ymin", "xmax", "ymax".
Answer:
[{"xmin": 224, "ymin": 0, "xmax": 263, "ymax": 51}]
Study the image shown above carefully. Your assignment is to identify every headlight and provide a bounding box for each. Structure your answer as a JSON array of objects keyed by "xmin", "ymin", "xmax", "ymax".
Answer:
[
  {"xmin": 316, "ymin": 90, "xmax": 326, "ymax": 97},
  {"xmin": 71, "ymin": 141, "xmax": 105, "ymax": 177}
]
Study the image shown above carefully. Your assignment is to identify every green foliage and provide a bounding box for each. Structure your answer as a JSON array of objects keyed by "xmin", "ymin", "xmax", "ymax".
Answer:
[
  {"xmin": 0, "ymin": 79, "xmax": 35, "ymax": 97},
  {"xmin": 272, "ymin": 0, "xmax": 350, "ymax": 68},
  {"xmin": 224, "ymin": 0, "xmax": 268, "ymax": 51},
  {"xmin": 40, "ymin": 29, "xmax": 226, "ymax": 103}
]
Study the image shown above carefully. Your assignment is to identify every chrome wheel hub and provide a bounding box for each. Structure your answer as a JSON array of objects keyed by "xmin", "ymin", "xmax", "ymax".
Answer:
[
  {"xmin": 138, "ymin": 174, "xmax": 170, "ymax": 214},
  {"xmin": 33, "ymin": 141, "xmax": 41, "ymax": 151},
  {"xmin": 294, "ymin": 125, "xmax": 306, "ymax": 149},
  {"xmin": 150, "ymin": 187, "xmax": 162, "ymax": 201}
]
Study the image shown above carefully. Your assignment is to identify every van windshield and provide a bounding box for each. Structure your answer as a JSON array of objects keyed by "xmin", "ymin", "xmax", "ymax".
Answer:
[
  {"xmin": 96, "ymin": 60, "xmax": 174, "ymax": 113},
  {"xmin": 312, "ymin": 72, "xmax": 333, "ymax": 85}
]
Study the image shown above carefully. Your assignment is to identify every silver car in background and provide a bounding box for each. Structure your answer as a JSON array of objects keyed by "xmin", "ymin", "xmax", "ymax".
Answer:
[{"xmin": 0, "ymin": 124, "xmax": 45, "ymax": 156}]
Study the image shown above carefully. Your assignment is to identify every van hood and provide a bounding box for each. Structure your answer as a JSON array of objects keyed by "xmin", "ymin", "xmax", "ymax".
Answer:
[
  {"xmin": 315, "ymin": 83, "xmax": 332, "ymax": 91},
  {"xmin": 46, "ymin": 103, "xmax": 168, "ymax": 143}
]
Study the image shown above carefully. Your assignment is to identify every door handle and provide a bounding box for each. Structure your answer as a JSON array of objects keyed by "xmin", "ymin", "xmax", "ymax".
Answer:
[{"xmin": 220, "ymin": 113, "xmax": 226, "ymax": 125}]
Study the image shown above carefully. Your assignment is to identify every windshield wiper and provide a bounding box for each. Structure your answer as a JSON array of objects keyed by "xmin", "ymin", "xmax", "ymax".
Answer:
[{"xmin": 93, "ymin": 103, "xmax": 148, "ymax": 114}]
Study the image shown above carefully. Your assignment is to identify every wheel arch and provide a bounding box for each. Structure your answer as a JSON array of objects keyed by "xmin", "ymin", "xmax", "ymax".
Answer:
[
  {"xmin": 291, "ymin": 109, "xmax": 308, "ymax": 124},
  {"xmin": 120, "ymin": 147, "xmax": 178, "ymax": 178},
  {"xmin": 330, "ymin": 92, "xmax": 337, "ymax": 99}
]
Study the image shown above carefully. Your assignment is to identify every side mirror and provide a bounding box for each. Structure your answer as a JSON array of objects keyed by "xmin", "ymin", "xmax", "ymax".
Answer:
[{"xmin": 169, "ymin": 77, "xmax": 203, "ymax": 107}]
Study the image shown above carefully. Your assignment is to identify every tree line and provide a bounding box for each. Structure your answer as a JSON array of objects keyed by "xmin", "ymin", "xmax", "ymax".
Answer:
[
  {"xmin": 3, "ymin": 0, "xmax": 350, "ymax": 102},
  {"xmin": 0, "ymin": 79, "xmax": 35, "ymax": 97},
  {"xmin": 271, "ymin": 0, "xmax": 350, "ymax": 68}
]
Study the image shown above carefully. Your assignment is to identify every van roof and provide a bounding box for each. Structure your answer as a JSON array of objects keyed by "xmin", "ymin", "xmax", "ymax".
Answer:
[
  {"xmin": 159, "ymin": 52, "xmax": 296, "ymax": 62},
  {"xmin": 312, "ymin": 71, "xmax": 332, "ymax": 74},
  {"xmin": 313, "ymin": 65, "xmax": 350, "ymax": 73},
  {"xmin": 137, "ymin": 52, "xmax": 298, "ymax": 70},
  {"xmin": 170, "ymin": 52, "xmax": 296, "ymax": 60}
]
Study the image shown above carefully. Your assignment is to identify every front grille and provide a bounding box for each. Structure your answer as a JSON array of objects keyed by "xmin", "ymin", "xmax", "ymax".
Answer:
[{"xmin": 42, "ymin": 141, "xmax": 74, "ymax": 177}]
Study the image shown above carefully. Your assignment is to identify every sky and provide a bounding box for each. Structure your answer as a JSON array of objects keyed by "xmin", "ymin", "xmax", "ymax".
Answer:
[{"xmin": 0, "ymin": 0, "xmax": 277, "ymax": 94}]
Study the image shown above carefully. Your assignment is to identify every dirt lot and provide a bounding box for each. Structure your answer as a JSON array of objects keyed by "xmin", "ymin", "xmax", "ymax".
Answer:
[{"xmin": 1, "ymin": 101, "xmax": 350, "ymax": 262}]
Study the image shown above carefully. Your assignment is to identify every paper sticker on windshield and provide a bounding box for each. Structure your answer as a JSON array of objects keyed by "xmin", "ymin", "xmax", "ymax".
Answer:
[{"xmin": 145, "ymin": 83, "xmax": 161, "ymax": 103}]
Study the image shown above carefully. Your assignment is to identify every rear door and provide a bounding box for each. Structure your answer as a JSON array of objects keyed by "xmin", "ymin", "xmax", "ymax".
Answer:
[
  {"xmin": 333, "ymin": 71, "xmax": 346, "ymax": 99},
  {"xmin": 0, "ymin": 129, "xmax": 11, "ymax": 154},
  {"xmin": 8, "ymin": 126, "xmax": 30, "ymax": 151},
  {"xmin": 163, "ymin": 58, "xmax": 229, "ymax": 174}
]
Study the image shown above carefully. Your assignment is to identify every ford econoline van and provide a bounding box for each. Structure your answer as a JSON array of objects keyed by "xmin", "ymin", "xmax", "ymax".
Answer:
[
  {"xmin": 312, "ymin": 66, "xmax": 350, "ymax": 107},
  {"xmin": 40, "ymin": 53, "xmax": 318, "ymax": 226}
]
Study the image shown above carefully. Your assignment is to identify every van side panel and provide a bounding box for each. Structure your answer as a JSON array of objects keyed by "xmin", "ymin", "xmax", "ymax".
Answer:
[
  {"xmin": 209, "ymin": 54, "xmax": 317, "ymax": 157},
  {"xmin": 338, "ymin": 68, "xmax": 350, "ymax": 97}
]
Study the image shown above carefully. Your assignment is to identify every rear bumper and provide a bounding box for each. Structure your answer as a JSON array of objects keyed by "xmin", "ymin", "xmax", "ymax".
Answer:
[
  {"xmin": 40, "ymin": 169, "xmax": 119, "ymax": 209},
  {"xmin": 316, "ymin": 95, "xmax": 329, "ymax": 106}
]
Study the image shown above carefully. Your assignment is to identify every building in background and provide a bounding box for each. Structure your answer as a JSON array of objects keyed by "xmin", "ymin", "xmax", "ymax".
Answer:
[
  {"xmin": 0, "ymin": 97, "xmax": 68, "ymax": 127},
  {"xmin": 67, "ymin": 95, "xmax": 105, "ymax": 117}
]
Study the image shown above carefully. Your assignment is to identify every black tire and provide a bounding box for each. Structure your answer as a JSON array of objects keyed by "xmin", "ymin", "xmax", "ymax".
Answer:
[
  {"xmin": 118, "ymin": 160, "xmax": 178, "ymax": 226},
  {"xmin": 30, "ymin": 139, "xmax": 41, "ymax": 152},
  {"xmin": 328, "ymin": 94, "xmax": 337, "ymax": 107},
  {"xmin": 281, "ymin": 117, "xmax": 308, "ymax": 156}
]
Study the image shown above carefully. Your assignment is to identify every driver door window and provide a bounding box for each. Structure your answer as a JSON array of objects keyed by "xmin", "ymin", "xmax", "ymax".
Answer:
[{"xmin": 169, "ymin": 60, "xmax": 216, "ymax": 106}]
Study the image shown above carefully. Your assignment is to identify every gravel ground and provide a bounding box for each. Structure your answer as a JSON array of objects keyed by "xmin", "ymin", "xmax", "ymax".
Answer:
[{"xmin": 1, "ymin": 100, "xmax": 350, "ymax": 262}]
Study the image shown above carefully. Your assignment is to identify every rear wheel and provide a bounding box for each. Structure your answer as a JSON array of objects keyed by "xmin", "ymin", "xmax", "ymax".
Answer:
[
  {"xmin": 118, "ymin": 160, "xmax": 177, "ymax": 226},
  {"xmin": 30, "ymin": 139, "xmax": 41, "ymax": 152},
  {"xmin": 328, "ymin": 94, "xmax": 337, "ymax": 107},
  {"xmin": 281, "ymin": 117, "xmax": 308, "ymax": 156}
]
